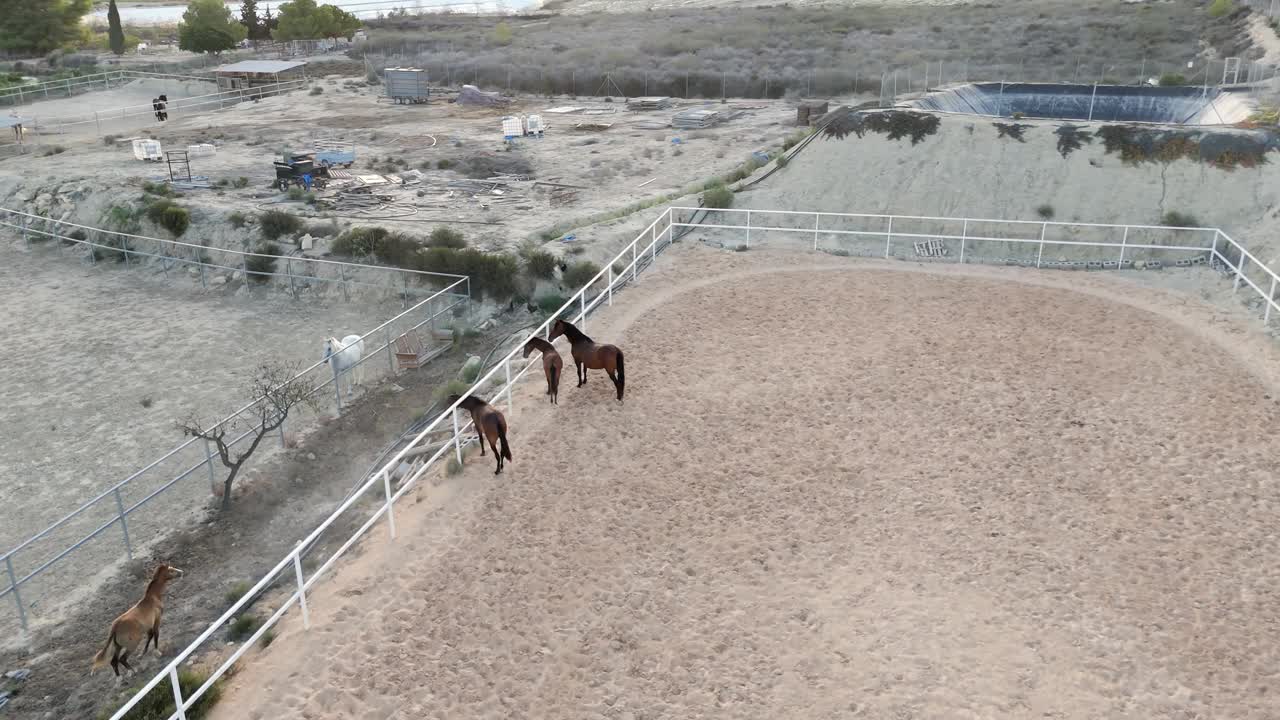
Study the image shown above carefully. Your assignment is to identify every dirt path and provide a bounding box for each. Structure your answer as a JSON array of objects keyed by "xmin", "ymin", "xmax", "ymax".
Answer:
[
  {"xmin": 203, "ymin": 244, "xmax": 1279, "ymax": 720},
  {"xmin": 0, "ymin": 321, "xmax": 512, "ymax": 720}
]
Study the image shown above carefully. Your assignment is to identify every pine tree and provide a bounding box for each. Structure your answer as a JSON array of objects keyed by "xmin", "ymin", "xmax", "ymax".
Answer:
[
  {"xmin": 107, "ymin": 0, "xmax": 126, "ymax": 55},
  {"xmin": 240, "ymin": 0, "xmax": 263, "ymax": 41}
]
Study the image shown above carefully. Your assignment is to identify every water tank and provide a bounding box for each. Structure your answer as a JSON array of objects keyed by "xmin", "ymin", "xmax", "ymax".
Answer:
[{"xmin": 384, "ymin": 67, "xmax": 429, "ymax": 104}]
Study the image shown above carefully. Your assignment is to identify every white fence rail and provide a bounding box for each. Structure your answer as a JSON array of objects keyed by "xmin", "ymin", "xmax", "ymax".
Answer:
[
  {"xmin": 3, "ymin": 78, "xmax": 307, "ymax": 146},
  {"xmin": 45, "ymin": 204, "xmax": 1277, "ymax": 720},
  {"xmin": 0, "ymin": 70, "xmax": 216, "ymax": 107},
  {"xmin": 0, "ymin": 212, "xmax": 472, "ymax": 635}
]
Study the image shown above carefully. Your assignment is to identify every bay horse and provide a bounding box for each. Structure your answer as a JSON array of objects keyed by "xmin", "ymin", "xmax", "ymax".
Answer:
[
  {"xmin": 323, "ymin": 334, "xmax": 365, "ymax": 398},
  {"xmin": 447, "ymin": 394, "xmax": 512, "ymax": 474},
  {"xmin": 548, "ymin": 318, "xmax": 625, "ymax": 401},
  {"xmin": 91, "ymin": 564, "xmax": 184, "ymax": 677},
  {"xmin": 522, "ymin": 337, "xmax": 563, "ymax": 404}
]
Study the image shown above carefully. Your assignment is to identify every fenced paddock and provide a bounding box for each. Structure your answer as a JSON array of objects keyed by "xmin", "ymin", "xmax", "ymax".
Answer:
[
  {"xmin": 94, "ymin": 206, "xmax": 1280, "ymax": 720},
  {"xmin": 0, "ymin": 217, "xmax": 469, "ymax": 641}
]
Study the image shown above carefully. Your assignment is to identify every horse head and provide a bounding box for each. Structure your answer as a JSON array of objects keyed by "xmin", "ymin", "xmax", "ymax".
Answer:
[
  {"xmin": 521, "ymin": 338, "xmax": 537, "ymax": 358},
  {"xmin": 548, "ymin": 319, "xmax": 565, "ymax": 341},
  {"xmin": 323, "ymin": 337, "xmax": 336, "ymax": 361}
]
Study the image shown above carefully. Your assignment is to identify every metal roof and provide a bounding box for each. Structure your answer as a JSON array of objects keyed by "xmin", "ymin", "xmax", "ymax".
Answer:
[{"xmin": 214, "ymin": 60, "xmax": 307, "ymax": 74}]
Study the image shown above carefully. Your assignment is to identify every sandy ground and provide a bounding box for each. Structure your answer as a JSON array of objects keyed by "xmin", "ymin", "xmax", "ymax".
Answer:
[
  {"xmin": 0, "ymin": 74, "xmax": 802, "ymax": 257},
  {"xmin": 0, "ymin": 240, "xmax": 410, "ymax": 638},
  {"xmin": 741, "ymin": 114, "xmax": 1280, "ymax": 270},
  {"xmin": 206, "ymin": 243, "xmax": 1280, "ymax": 720},
  {"xmin": 7, "ymin": 77, "xmax": 216, "ymax": 144}
]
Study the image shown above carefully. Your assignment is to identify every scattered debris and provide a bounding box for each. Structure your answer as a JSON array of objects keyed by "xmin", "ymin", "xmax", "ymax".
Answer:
[
  {"xmin": 637, "ymin": 178, "xmax": 657, "ymax": 188},
  {"xmin": 574, "ymin": 121, "xmax": 613, "ymax": 132},
  {"xmin": 672, "ymin": 108, "xmax": 723, "ymax": 129},
  {"xmin": 627, "ymin": 96, "xmax": 673, "ymax": 111},
  {"xmin": 796, "ymin": 100, "xmax": 830, "ymax": 126},
  {"xmin": 545, "ymin": 106, "xmax": 586, "ymax": 115},
  {"xmin": 456, "ymin": 84, "xmax": 511, "ymax": 106}
]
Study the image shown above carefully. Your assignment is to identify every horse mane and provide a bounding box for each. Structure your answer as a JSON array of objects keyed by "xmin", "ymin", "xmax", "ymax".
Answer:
[
  {"xmin": 144, "ymin": 565, "xmax": 170, "ymax": 596},
  {"xmin": 558, "ymin": 320, "xmax": 592, "ymax": 344}
]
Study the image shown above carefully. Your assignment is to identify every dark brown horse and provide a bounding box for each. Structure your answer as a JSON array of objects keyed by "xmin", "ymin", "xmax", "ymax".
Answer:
[
  {"xmin": 548, "ymin": 318, "xmax": 625, "ymax": 401},
  {"xmin": 448, "ymin": 394, "xmax": 512, "ymax": 474},
  {"xmin": 91, "ymin": 564, "xmax": 184, "ymax": 677},
  {"xmin": 522, "ymin": 337, "xmax": 563, "ymax": 405}
]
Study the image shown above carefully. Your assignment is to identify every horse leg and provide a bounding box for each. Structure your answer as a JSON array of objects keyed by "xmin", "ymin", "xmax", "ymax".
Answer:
[
  {"xmin": 606, "ymin": 368, "xmax": 620, "ymax": 397},
  {"xmin": 119, "ymin": 649, "xmax": 133, "ymax": 673},
  {"xmin": 152, "ymin": 624, "xmax": 161, "ymax": 654},
  {"xmin": 143, "ymin": 628, "xmax": 154, "ymax": 654},
  {"xmin": 577, "ymin": 360, "xmax": 586, "ymax": 387},
  {"xmin": 110, "ymin": 646, "xmax": 121, "ymax": 677}
]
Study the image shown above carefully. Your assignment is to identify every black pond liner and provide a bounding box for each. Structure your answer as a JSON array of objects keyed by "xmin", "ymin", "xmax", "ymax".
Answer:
[{"xmin": 913, "ymin": 83, "xmax": 1245, "ymax": 125}]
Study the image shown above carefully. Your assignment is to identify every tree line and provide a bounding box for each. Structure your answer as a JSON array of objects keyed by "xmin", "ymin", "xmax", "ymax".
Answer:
[{"xmin": 0, "ymin": 0, "xmax": 360, "ymax": 57}]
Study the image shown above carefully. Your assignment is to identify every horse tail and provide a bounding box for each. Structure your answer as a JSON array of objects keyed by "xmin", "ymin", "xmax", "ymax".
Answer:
[
  {"xmin": 548, "ymin": 363, "xmax": 559, "ymax": 396},
  {"xmin": 615, "ymin": 349, "xmax": 625, "ymax": 400},
  {"xmin": 91, "ymin": 627, "xmax": 116, "ymax": 672},
  {"xmin": 497, "ymin": 421, "xmax": 513, "ymax": 461}
]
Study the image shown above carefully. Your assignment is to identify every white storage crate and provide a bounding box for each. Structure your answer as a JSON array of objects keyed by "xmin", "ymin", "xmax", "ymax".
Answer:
[{"xmin": 132, "ymin": 138, "xmax": 163, "ymax": 161}]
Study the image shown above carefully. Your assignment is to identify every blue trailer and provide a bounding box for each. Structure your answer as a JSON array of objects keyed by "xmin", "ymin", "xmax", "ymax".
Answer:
[{"xmin": 313, "ymin": 140, "xmax": 355, "ymax": 168}]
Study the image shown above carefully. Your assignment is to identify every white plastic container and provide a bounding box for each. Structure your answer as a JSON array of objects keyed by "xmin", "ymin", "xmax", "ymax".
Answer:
[
  {"xmin": 501, "ymin": 116, "xmax": 522, "ymax": 139},
  {"xmin": 187, "ymin": 143, "xmax": 216, "ymax": 157},
  {"xmin": 525, "ymin": 114, "xmax": 544, "ymax": 135},
  {"xmin": 132, "ymin": 138, "xmax": 163, "ymax": 161}
]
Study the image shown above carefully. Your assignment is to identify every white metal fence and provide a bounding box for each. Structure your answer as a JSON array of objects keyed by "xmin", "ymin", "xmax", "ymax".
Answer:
[
  {"xmin": 0, "ymin": 211, "xmax": 471, "ymax": 636},
  {"xmin": 2, "ymin": 78, "xmax": 307, "ymax": 149},
  {"xmin": 0, "ymin": 207, "xmax": 458, "ymax": 301},
  {"xmin": 51, "ymin": 204, "xmax": 1279, "ymax": 720}
]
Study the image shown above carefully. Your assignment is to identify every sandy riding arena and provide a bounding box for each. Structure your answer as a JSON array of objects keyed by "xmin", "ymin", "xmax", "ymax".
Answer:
[{"xmin": 210, "ymin": 245, "xmax": 1279, "ymax": 719}]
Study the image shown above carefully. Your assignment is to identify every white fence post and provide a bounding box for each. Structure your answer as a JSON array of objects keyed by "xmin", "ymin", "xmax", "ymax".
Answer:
[
  {"xmin": 386, "ymin": 325, "xmax": 395, "ymax": 375},
  {"xmin": 5, "ymin": 556, "xmax": 27, "ymax": 632},
  {"xmin": 1118, "ymin": 226, "xmax": 1129, "ymax": 267},
  {"xmin": 452, "ymin": 408, "xmax": 463, "ymax": 464},
  {"xmin": 292, "ymin": 550, "xmax": 310, "ymax": 629},
  {"xmin": 813, "ymin": 213, "xmax": 819, "ymax": 251},
  {"xmin": 505, "ymin": 359, "xmax": 513, "ymax": 412},
  {"xmin": 607, "ymin": 266, "xmax": 613, "ymax": 306},
  {"xmin": 745, "ymin": 209, "xmax": 751, "ymax": 247},
  {"xmin": 330, "ymin": 360, "xmax": 343, "ymax": 415},
  {"xmin": 382, "ymin": 470, "xmax": 396, "ymax": 539},
  {"xmin": 579, "ymin": 292, "xmax": 587, "ymax": 327},
  {"xmin": 1266, "ymin": 277, "xmax": 1276, "ymax": 325},
  {"xmin": 959, "ymin": 219, "xmax": 968, "ymax": 263},
  {"xmin": 1235, "ymin": 253, "xmax": 1247, "ymax": 294},
  {"xmin": 884, "ymin": 216, "xmax": 894, "ymax": 258},
  {"xmin": 1036, "ymin": 222, "xmax": 1047, "ymax": 268},
  {"xmin": 113, "ymin": 489, "xmax": 133, "ymax": 560},
  {"xmin": 632, "ymin": 241, "xmax": 638, "ymax": 282},
  {"xmin": 169, "ymin": 666, "xmax": 188, "ymax": 720}
]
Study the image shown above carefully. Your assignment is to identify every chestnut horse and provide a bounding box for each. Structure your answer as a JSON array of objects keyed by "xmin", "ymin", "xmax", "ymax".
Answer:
[
  {"xmin": 549, "ymin": 318, "xmax": 625, "ymax": 401},
  {"xmin": 448, "ymin": 394, "xmax": 512, "ymax": 474},
  {"xmin": 522, "ymin": 337, "xmax": 563, "ymax": 404},
  {"xmin": 91, "ymin": 564, "xmax": 184, "ymax": 677}
]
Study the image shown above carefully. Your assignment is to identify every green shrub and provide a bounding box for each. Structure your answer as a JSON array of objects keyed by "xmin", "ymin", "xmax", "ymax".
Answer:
[
  {"xmin": 437, "ymin": 158, "xmax": 455, "ymax": 170},
  {"xmin": 224, "ymin": 580, "xmax": 252, "ymax": 604},
  {"xmin": 1161, "ymin": 211, "xmax": 1201, "ymax": 227},
  {"xmin": 102, "ymin": 668, "xmax": 221, "ymax": 720},
  {"xmin": 227, "ymin": 614, "xmax": 263, "ymax": 642},
  {"xmin": 258, "ymin": 210, "xmax": 302, "ymax": 240},
  {"xmin": 331, "ymin": 226, "xmax": 420, "ymax": 266},
  {"xmin": 417, "ymin": 248, "xmax": 520, "ymax": 301},
  {"xmin": 244, "ymin": 243, "xmax": 280, "ymax": 281},
  {"xmin": 562, "ymin": 260, "xmax": 601, "ymax": 289},
  {"xmin": 1158, "ymin": 73, "xmax": 1187, "ymax": 86},
  {"xmin": 427, "ymin": 226, "xmax": 466, "ymax": 249},
  {"xmin": 775, "ymin": 153, "xmax": 789, "ymax": 168},
  {"xmin": 536, "ymin": 293, "xmax": 569, "ymax": 315},
  {"xmin": 159, "ymin": 205, "xmax": 190, "ymax": 237},
  {"xmin": 232, "ymin": 177, "xmax": 250, "ymax": 189},
  {"xmin": 142, "ymin": 180, "xmax": 173, "ymax": 197},
  {"xmin": 286, "ymin": 186, "xmax": 305, "ymax": 202},
  {"xmin": 523, "ymin": 250, "xmax": 557, "ymax": 280},
  {"xmin": 432, "ymin": 378, "xmax": 473, "ymax": 405},
  {"xmin": 1035, "ymin": 204, "xmax": 1054, "ymax": 220},
  {"xmin": 702, "ymin": 184, "xmax": 734, "ymax": 209},
  {"xmin": 228, "ymin": 211, "xmax": 247, "ymax": 228},
  {"xmin": 1208, "ymin": 0, "xmax": 1232, "ymax": 18},
  {"xmin": 309, "ymin": 85, "xmax": 323, "ymax": 95}
]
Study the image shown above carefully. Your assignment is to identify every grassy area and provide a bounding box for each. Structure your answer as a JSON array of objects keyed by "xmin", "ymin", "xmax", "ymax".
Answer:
[{"xmin": 357, "ymin": 0, "xmax": 1236, "ymax": 99}]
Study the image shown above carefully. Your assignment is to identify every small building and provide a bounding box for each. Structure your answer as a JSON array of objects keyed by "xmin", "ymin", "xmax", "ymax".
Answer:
[{"xmin": 214, "ymin": 60, "xmax": 307, "ymax": 93}]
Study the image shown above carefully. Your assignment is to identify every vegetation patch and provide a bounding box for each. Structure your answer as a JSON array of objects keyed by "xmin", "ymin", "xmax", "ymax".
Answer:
[
  {"xmin": 993, "ymin": 122, "xmax": 1031, "ymax": 143},
  {"xmin": 427, "ymin": 226, "xmax": 467, "ymax": 249},
  {"xmin": 102, "ymin": 668, "xmax": 222, "ymax": 720},
  {"xmin": 1054, "ymin": 124, "xmax": 1094, "ymax": 158},
  {"xmin": 244, "ymin": 243, "xmax": 280, "ymax": 281},
  {"xmin": 562, "ymin": 260, "xmax": 601, "ymax": 289},
  {"xmin": 823, "ymin": 110, "xmax": 941, "ymax": 145},
  {"xmin": 258, "ymin": 210, "xmax": 303, "ymax": 241},
  {"xmin": 1161, "ymin": 211, "xmax": 1201, "ymax": 227}
]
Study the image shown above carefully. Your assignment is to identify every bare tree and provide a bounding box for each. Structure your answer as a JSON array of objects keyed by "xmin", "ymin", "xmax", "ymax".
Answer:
[{"xmin": 179, "ymin": 362, "xmax": 320, "ymax": 511}]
